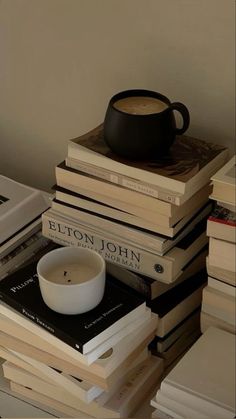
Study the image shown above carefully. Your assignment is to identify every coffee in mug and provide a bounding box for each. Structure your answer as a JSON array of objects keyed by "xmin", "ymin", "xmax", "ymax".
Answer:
[
  {"xmin": 104, "ymin": 89, "xmax": 190, "ymax": 160},
  {"xmin": 113, "ymin": 96, "xmax": 169, "ymax": 115}
]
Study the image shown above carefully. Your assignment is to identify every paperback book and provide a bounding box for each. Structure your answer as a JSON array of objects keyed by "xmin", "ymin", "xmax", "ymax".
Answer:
[
  {"xmin": 51, "ymin": 194, "xmax": 210, "ymax": 238},
  {"xmin": 54, "ymin": 182, "xmax": 212, "ymax": 226},
  {"xmin": 210, "ymin": 155, "xmax": 236, "ymax": 205},
  {"xmin": 0, "ymin": 314, "xmax": 158, "ymax": 390},
  {"xmin": 66, "ymin": 123, "xmax": 228, "ymax": 201},
  {"xmin": 0, "ymin": 308, "xmax": 151, "ymax": 366},
  {"xmin": 207, "ymin": 204, "xmax": 236, "ymax": 243},
  {"xmin": 0, "ymin": 261, "xmax": 146, "ymax": 354}
]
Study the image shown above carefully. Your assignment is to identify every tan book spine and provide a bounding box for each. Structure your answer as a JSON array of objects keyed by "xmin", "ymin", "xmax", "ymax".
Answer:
[{"xmin": 66, "ymin": 156, "xmax": 183, "ymax": 205}]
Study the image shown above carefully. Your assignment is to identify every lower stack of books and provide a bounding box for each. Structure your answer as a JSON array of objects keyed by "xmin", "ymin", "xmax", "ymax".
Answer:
[
  {"xmin": 0, "ymin": 175, "xmax": 51, "ymax": 280},
  {"xmin": 151, "ymin": 327, "xmax": 236, "ymax": 419},
  {"xmin": 0, "ymin": 257, "xmax": 164, "ymax": 418},
  {"xmin": 200, "ymin": 157, "xmax": 236, "ymax": 335}
]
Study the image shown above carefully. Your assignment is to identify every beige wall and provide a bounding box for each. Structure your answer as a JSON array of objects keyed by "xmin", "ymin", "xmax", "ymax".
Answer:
[{"xmin": 0, "ymin": 0, "xmax": 235, "ymax": 191}]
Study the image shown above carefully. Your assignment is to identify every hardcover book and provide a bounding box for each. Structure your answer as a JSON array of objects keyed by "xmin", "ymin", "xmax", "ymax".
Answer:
[
  {"xmin": 0, "ymin": 175, "xmax": 50, "ymax": 245},
  {"xmin": 67, "ymin": 124, "xmax": 228, "ymax": 198},
  {"xmin": 42, "ymin": 208, "xmax": 209, "ymax": 283},
  {"xmin": 0, "ymin": 262, "xmax": 146, "ymax": 354}
]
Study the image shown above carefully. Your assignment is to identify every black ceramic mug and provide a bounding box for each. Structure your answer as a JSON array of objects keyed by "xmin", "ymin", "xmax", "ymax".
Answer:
[{"xmin": 103, "ymin": 89, "xmax": 190, "ymax": 160}]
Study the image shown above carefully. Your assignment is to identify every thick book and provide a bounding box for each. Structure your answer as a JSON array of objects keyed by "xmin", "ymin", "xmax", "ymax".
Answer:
[
  {"xmin": 67, "ymin": 123, "xmax": 228, "ymax": 200},
  {"xmin": 207, "ymin": 204, "xmax": 236, "ymax": 243},
  {"xmin": 210, "ymin": 155, "xmax": 236, "ymax": 206},
  {"xmin": 0, "ymin": 261, "xmax": 146, "ymax": 355},
  {"xmin": 42, "ymin": 208, "xmax": 209, "ymax": 283},
  {"xmin": 0, "ymin": 175, "xmax": 50, "ymax": 245},
  {"xmin": 158, "ymin": 327, "xmax": 236, "ymax": 418}
]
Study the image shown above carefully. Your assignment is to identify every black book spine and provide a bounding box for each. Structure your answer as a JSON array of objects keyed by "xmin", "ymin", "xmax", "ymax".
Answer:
[{"xmin": 0, "ymin": 292, "xmax": 85, "ymax": 354}]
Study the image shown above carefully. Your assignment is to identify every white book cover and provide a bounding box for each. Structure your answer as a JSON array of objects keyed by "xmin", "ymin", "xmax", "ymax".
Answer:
[
  {"xmin": 0, "ymin": 175, "xmax": 50, "ymax": 244},
  {"xmin": 211, "ymin": 155, "xmax": 236, "ymax": 186},
  {"xmin": 160, "ymin": 327, "xmax": 235, "ymax": 417}
]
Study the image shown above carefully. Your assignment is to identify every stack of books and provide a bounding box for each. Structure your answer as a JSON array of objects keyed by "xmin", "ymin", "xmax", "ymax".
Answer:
[
  {"xmin": 40, "ymin": 124, "xmax": 230, "ymax": 374},
  {"xmin": 151, "ymin": 327, "xmax": 235, "ymax": 418},
  {"xmin": 0, "ymin": 257, "xmax": 163, "ymax": 418},
  {"xmin": 0, "ymin": 175, "xmax": 51, "ymax": 280},
  {"xmin": 41, "ymin": 124, "xmax": 228, "ymax": 368},
  {"xmin": 201, "ymin": 156, "xmax": 236, "ymax": 334}
]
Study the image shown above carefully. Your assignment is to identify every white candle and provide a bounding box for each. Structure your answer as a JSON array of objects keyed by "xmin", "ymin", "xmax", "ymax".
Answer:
[
  {"xmin": 47, "ymin": 263, "xmax": 99, "ymax": 285},
  {"xmin": 37, "ymin": 247, "xmax": 106, "ymax": 314}
]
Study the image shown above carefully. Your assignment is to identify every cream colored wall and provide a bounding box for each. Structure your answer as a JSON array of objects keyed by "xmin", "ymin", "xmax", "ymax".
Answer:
[{"xmin": 0, "ymin": 0, "xmax": 235, "ymax": 191}]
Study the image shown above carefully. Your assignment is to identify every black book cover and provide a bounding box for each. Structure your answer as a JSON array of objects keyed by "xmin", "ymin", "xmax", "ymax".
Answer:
[
  {"xmin": 0, "ymin": 262, "xmax": 145, "ymax": 354},
  {"xmin": 147, "ymin": 268, "xmax": 207, "ymax": 318}
]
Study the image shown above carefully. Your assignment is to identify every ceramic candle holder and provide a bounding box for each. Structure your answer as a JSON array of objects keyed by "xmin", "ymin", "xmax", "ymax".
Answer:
[{"xmin": 36, "ymin": 247, "xmax": 106, "ymax": 315}]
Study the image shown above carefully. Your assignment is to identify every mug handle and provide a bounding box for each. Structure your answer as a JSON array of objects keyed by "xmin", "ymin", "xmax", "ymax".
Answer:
[{"xmin": 169, "ymin": 102, "xmax": 190, "ymax": 135}]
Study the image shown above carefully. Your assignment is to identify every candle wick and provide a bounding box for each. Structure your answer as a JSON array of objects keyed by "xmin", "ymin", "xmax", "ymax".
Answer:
[{"xmin": 64, "ymin": 271, "xmax": 67, "ymax": 276}]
